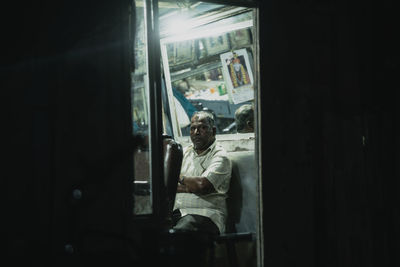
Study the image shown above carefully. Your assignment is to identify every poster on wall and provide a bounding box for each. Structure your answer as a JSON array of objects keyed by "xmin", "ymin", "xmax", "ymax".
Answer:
[
  {"xmin": 167, "ymin": 40, "xmax": 196, "ymax": 66},
  {"xmin": 229, "ymin": 28, "xmax": 252, "ymax": 48},
  {"xmin": 220, "ymin": 49, "xmax": 254, "ymax": 104},
  {"xmin": 203, "ymin": 34, "xmax": 230, "ymax": 56}
]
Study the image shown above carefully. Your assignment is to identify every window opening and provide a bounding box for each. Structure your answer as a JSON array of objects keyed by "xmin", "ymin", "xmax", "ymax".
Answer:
[{"xmin": 160, "ymin": 3, "xmax": 256, "ymax": 137}]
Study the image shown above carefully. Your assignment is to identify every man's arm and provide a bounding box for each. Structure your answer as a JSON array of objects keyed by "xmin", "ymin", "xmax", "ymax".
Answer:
[{"xmin": 177, "ymin": 176, "xmax": 215, "ymax": 194}]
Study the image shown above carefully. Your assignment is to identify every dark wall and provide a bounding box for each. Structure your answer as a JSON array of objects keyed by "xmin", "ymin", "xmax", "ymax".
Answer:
[
  {"xmin": 4, "ymin": 0, "xmax": 399, "ymax": 266},
  {"xmin": 4, "ymin": 1, "xmax": 138, "ymax": 266},
  {"xmin": 260, "ymin": 0, "xmax": 399, "ymax": 266}
]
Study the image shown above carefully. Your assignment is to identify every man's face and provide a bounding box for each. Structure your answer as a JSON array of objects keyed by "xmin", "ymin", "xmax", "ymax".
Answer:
[{"xmin": 190, "ymin": 116, "xmax": 215, "ymax": 152}]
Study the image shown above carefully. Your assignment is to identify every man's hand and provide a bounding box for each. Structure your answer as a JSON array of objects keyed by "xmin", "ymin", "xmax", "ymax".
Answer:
[
  {"xmin": 176, "ymin": 176, "xmax": 215, "ymax": 194},
  {"xmin": 177, "ymin": 183, "xmax": 189, "ymax": 193}
]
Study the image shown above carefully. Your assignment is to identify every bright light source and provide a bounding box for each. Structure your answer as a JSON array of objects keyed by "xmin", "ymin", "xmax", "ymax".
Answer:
[{"xmin": 165, "ymin": 17, "xmax": 191, "ymax": 35}]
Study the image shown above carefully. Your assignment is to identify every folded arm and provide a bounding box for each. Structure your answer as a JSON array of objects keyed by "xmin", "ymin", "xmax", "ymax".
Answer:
[{"xmin": 177, "ymin": 175, "xmax": 215, "ymax": 194}]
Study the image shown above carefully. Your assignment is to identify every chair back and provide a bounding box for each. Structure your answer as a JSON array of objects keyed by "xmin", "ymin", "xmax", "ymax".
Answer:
[
  {"xmin": 162, "ymin": 135, "xmax": 183, "ymax": 227},
  {"xmin": 226, "ymin": 151, "xmax": 257, "ymax": 233}
]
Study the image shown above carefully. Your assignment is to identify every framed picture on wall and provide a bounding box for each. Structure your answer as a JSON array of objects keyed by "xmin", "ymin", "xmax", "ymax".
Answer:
[
  {"xmin": 229, "ymin": 28, "xmax": 252, "ymax": 49},
  {"xmin": 220, "ymin": 48, "xmax": 254, "ymax": 104},
  {"xmin": 173, "ymin": 39, "xmax": 196, "ymax": 65},
  {"xmin": 203, "ymin": 34, "xmax": 230, "ymax": 56},
  {"xmin": 166, "ymin": 43, "xmax": 175, "ymax": 65},
  {"xmin": 167, "ymin": 40, "xmax": 196, "ymax": 66}
]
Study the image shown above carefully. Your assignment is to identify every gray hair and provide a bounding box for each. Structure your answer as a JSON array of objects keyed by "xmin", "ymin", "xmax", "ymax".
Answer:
[
  {"xmin": 235, "ymin": 104, "xmax": 254, "ymax": 132},
  {"xmin": 191, "ymin": 111, "xmax": 215, "ymax": 129}
]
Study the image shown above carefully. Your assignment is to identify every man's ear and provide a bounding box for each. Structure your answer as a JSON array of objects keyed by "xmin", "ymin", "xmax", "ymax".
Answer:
[
  {"xmin": 246, "ymin": 120, "xmax": 254, "ymax": 132},
  {"xmin": 212, "ymin": 126, "xmax": 217, "ymax": 136}
]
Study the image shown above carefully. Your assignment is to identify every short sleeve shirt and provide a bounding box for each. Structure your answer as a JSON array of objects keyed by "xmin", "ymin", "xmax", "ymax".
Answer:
[{"xmin": 173, "ymin": 141, "xmax": 232, "ymax": 233}]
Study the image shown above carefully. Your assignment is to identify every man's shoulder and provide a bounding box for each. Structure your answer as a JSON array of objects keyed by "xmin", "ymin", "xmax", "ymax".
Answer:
[
  {"xmin": 212, "ymin": 142, "xmax": 230, "ymax": 158},
  {"xmin": 183, "ymin": 144, "xmax": 194, "ymax": 155}
]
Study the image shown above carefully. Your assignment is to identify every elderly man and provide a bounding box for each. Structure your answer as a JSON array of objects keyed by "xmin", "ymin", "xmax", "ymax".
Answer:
[
  {"xmin": 172, "ymin": 111, "xmax": 232, "ymax": 235},
  {"xmin": 235, "ymin": 104, "xmax": 254, "ymax": 133}
]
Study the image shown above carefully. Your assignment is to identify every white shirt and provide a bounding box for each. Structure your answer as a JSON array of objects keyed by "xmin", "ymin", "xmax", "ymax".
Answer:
[{"xmin": 173, "ymin": 141, "xmax": 232, "ymax": 233}]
